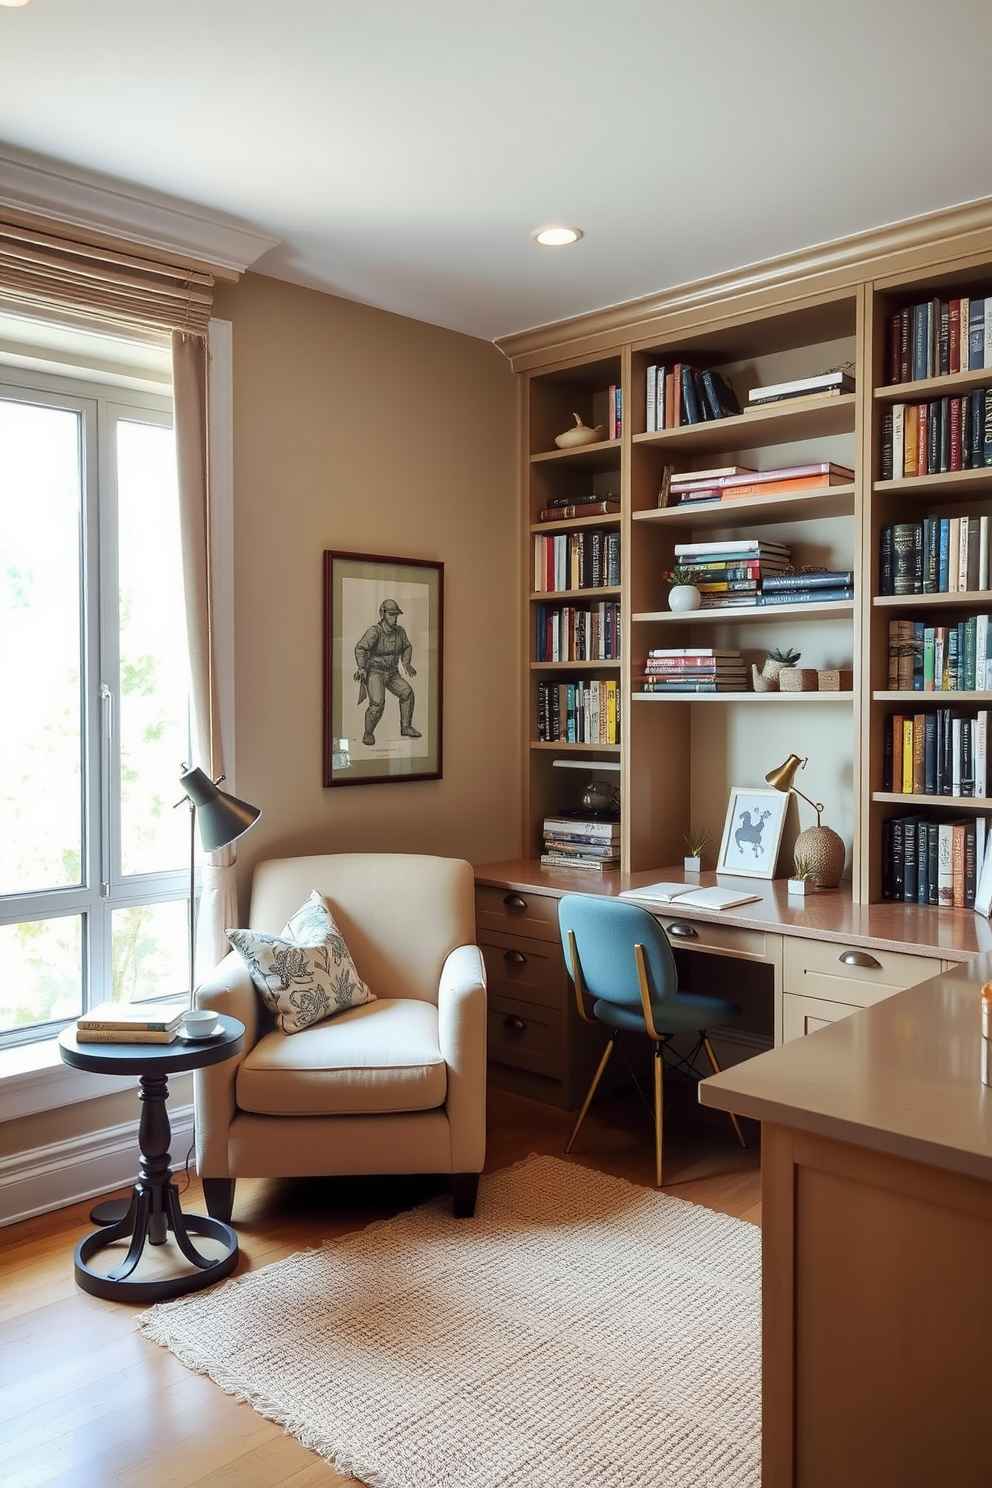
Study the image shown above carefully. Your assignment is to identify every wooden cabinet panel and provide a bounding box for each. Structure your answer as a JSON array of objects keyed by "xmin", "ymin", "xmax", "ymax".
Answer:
[
  {"xmin": 783, "ymin": 936, "xmax": 941, "ymax": 1008},
  {"xmin": 782, "ymin": 992, "xmax": 862, "ymax": 1042},
  {"xmin": 487, "ymin": 992, "xmax": 564, "ymax": 1079},
  {"xmin": 479, "ymin": 929, "xmax": 565, "ymax": 1011},
  {"xmin": 659, "ymin": 917, "xmax": 778, "ymax": 963},
  {"xmin": 475, "ymin": 884, "xmax": 560, "ymax": 942}
]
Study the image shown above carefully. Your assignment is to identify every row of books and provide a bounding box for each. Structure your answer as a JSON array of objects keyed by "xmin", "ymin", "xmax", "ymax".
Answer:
[
  {"xmin": 536, "ymin": 680, "xmax": 620, "ymax": 744},
  {"xmin": 637, "ymin": 648, "xmax": 745, "ymax": 694},
  {"xmin": 886, "ymin": 617, "xmax": 992, "ymax": 693},
  {"xmin": 74, "ymin": 1001, "xmax": 184, "ymax": 1044},
  {"xmin": 884, "ymin": 708, "xmax": 988, "ymax": 797},
  {"xmin": 535, "ymin": 603, "xmax": 621, "ymax": 662},
  {"xmin": 881, "ymin": 814, "xmax": 988, "ymax": 908},
  {"xmin": 644, "ymin": 363, "xmax": 741, "ymax": 430},
  {"xmin": 880, "ymin": 517, "xmax": 990, "ymax": 596},
  {"xmin": 533, "ymin": 529, "xmax": 620, "ymax": 594},
  {"xmin": 540, "ymin": 812, "xmax": 620, "ymax": 872},
  {"xmin": 664, "ymin": 460, "xmax": 854, "ymax": 508},
  {"xmin": 538, "ymin": 494, "xmax": 620, "ymax": 524},
  {"xmin": 744, "ymin": 369, "xmax": 855, "ymax": 411},
  {"xmin": 880, "ymin": 391, "xmax": 992, "ymax": 479},
  {"xmin": 884, "ymin": 296, "xmax": 992, "ymax": 385}
]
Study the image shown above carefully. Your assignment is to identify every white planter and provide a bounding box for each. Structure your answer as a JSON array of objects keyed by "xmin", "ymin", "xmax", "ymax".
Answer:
[
  {"xmin": 668, "ymin": 584, "xmax": 702, "ymax": 613},
  {"xmin": 683, "ymin": 856, "xmax": 703, "ymax": 873},
  {"xmin": 787, "ymin": 878, "xmax": 809, "ymax": 897}
]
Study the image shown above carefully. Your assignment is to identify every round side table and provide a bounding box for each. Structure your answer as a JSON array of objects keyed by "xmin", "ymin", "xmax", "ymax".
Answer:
[{"xmin": 58, "ymin": 1015, "xmax": 245, "ymax": 1303}]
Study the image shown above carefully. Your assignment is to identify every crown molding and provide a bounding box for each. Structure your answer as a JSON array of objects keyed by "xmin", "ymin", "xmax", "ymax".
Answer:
[
  {"xmin": 0, "ymin": 142, "xmax": 279, "ymax": 279},
  {"xmin": 496, "ymin": 194, "xmax": 992, "ymax": 371}
]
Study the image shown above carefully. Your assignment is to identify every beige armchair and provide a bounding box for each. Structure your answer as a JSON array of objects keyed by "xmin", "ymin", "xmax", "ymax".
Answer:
[{"xmin": 193, "ymin": 853, "xmax": 487, "ymax": 1220}]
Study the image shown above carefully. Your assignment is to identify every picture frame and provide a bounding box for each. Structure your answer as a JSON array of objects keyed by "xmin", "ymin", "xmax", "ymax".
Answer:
[
  {"xmin": 323, "ymin": 551, "xmax": 443, "ymax": 787},
  {"xmin": 716, "ymin": 785, "xmax": 788, "ymax": 879}
]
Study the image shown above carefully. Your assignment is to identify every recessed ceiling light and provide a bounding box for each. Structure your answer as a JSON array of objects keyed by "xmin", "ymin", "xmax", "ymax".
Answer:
[
  {"xmin": 0, "ymin": 1, "xmax": 32, "ymax": 8},
  {"xmin": 534, "ymin": 227, "xmax": 583, "ymax": 247}
]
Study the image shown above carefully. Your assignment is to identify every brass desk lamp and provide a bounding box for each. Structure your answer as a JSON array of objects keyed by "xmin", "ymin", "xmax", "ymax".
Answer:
[{"xmin": 765, "ymin": 754, "xmax": 846, "ymax": 888}]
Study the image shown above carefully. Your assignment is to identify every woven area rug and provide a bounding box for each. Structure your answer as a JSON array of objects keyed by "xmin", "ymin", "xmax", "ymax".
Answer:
[{"xmin": 138, "ymin": 1156, "xmax": 760, "ymax": 1488}]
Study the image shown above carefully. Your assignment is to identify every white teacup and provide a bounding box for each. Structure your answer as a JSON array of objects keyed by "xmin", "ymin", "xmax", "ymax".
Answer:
[{"xmin": 182, "ymin": 1008, "xmax": 220, "ymax": 1039}]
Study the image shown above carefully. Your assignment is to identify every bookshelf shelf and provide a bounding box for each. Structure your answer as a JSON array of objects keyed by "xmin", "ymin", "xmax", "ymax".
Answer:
[
  {"xmin": 632, "ymin": 394, "xmax": 856, "ymax": 453},
  {"xmin": 632, "ymin": 601, "xmax": 855, "ymax": 624},
  {"xmin": 632, "ymin": 691, "xmax": 855, "ymax": 704},
  {"xmin": 530, "ymin": 512, "xmax": 622, "ymax": 534},
  {"xmin": 873, "ymin": 690, "xmax": 992, "ymax": 702},
  {"xmin": 873, "ymin": 591, "xmax": 992, "ymax": 610},
  {"xmin": 873, "ymin": 468, "xmax": 992, "ymax": 499},
  {"xmin": 530, "ymin": 741, "xmax": 621, "ymax": 754},
  {"xmin": 633, "ymin": 485, "xmax": 856, "ymax": 528},
  {"xmin": 874, "ymin": 366, "xmax": 992, "ymax": 402},
  {"xmin": 530, "ymin": 586, "xmax": 621, "ymax": 602},
  {"xmin": 872, "ymin": 792, "xmax": 992, "ymax": 810},
  {"xmin": 531, "ymin": 660, "xmax": 620, "ymax": 671},
  {"xmin": 530, "ymin": 440, "xmax": 621, "ymax": 469}
]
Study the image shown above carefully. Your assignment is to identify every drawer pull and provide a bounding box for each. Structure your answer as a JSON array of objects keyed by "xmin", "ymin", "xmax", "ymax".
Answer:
[
  {"xmin": 666, "ymin": 921, "xmax": 699, "ymax": 939},
  {"xmin": 839, "ymin": 950, "xmax": 882, "ymax": 970},
  {"xmin": 503, "ymin": 1015, "xmax": 527, "ymax": 1032},
  {"xmin": 503, "ymin": 950, "xmax": 527, "ymax": 965},
  {"xmin": 503, "ymin": 894, "xmax": 528, "ymax": 911}
]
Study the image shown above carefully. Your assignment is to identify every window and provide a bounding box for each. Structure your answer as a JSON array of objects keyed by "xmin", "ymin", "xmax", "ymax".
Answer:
[{"xmin": 0, "ymin": 331, "xmax": 192, "ymax": 1047}]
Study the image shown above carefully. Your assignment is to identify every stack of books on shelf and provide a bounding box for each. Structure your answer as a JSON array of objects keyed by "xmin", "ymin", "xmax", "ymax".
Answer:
[
  {"xmin": 536, "ymin": 679, "xmax": 620, "ymax": 743},
  {"xmin": 880, "ymin": 391, "xmax": 992, "ymax": 478},
  {"xmin": 535, "ymin": 602, "xmax": 621, "ymax": 661},
  {"xmin": 880, "ymin": 517, "xmax": 990, "ymax": 595},
  {"xmin": 667, "ymin": 461, "xmax": 854, "ymax": 508},
  {"xmin": 882, "ymin": 813, "xmax": 988, "ymax": 907},
  {"xmin": 75, "ymin": 1001, "xmax": 184, "ymax": 1044},
  {"xmin": 533, "ymin": 529, "xmax": 620, "ymax": 592},
  {"xmin": 885, "ymin": 295, "xmax": 992, "ymax": 384},
  {"xmin": 637, "ymin": 648, "xmax": 745, "ymax": 693},
  {"xmin": 674, "ymin": 539, "xmax": 790, "ymax": 609},
  {"xmin": 745, "ymin": 370, "xmax": 855, "ymax": 411},
  {"xmin": 885, "ymin": 707, "xmax": 987, "ymax": 798},
  {"xmin": 538, "ymin": 493, "xmax": 621, "ymax": 523},
  {"xmin": 541, "ymin": 811, "xmax": 620, "ymax": 871},
  {"xmin": 644, "ymin": 364, "xmax": 741, "ymax": 430},
  {"xmin": 887, "ymin": 617, "xmax": 991, "ymax": 693}
]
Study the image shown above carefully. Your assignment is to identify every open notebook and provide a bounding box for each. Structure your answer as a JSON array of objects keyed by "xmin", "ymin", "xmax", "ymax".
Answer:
[{"xmin": 618, "ymin": 882, "xmax": 762, "ymax": 911}]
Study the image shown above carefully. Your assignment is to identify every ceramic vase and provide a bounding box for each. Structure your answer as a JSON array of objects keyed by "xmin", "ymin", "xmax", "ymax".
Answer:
[{"xmin": 668, "ymin": 584, "xmax": 702, "ymax": 613}]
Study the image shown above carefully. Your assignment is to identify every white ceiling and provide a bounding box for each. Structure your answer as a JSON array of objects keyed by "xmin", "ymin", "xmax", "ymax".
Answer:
[{"xmin": 2, "ymin": 0, "xmax": 992, "ymax": 344}]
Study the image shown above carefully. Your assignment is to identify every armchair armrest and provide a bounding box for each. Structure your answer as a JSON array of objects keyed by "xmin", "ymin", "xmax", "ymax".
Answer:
[
  {"xmin": 194, "ymin": 949, "xmax": 261, "ymax": 1179},
  {"xmin": 437, "ymin": 944, "xmax": 487, "ymax": 1174}
]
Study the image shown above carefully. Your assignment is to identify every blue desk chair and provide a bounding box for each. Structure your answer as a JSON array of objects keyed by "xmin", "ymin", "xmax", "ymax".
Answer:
[{"xmin": 558, "ymin": 893, "xmax": 747, "ymax": 1186}]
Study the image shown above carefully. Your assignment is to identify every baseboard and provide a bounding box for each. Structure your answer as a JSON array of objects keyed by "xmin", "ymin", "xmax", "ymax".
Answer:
[{"xmin": 0, "ymin": 1103, "xmax": 194, "ymax": 1228}]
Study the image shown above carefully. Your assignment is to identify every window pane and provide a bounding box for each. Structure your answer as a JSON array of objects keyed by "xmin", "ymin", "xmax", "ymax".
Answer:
[
  {"xmin": 0, "ymin": 399, "xmax": 83, "ymax": 895},
  {"xmin": 111, "ymin": 899, "xmax": 188, "ymax": 1004},
  {"xmin": 116, "ymin": 418, "xmax": 189, "ymax": 877},
  {"xmin": 0, "ymin": 917, "xmax": 83, "ymax": 1032}
]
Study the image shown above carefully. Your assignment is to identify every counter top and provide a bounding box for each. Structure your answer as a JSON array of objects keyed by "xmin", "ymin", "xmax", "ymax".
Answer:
[{"xmin": 700, "ymin": 953, "xmax": 992, "ymax": 1183}]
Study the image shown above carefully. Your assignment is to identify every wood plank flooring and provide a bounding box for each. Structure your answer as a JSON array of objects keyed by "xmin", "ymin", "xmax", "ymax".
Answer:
[{"xmin": 1, "ymin": 1085, "xmax": 761, "ymax": 1488}]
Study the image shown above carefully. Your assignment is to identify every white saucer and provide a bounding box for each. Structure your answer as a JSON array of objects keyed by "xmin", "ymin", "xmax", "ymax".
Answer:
[{"xmin": 177, "ymin": 1024, "xmax": 224, "ymax": 1041}]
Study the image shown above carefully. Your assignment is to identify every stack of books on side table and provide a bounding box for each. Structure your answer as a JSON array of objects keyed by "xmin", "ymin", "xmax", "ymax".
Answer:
[
  {"xmin": 541, "ymin": 812, "xmax": 620, "ymax": 871},
  {"xmin": 75, "ymin": 1002, "xmax": 184, "ymax": 1043}
]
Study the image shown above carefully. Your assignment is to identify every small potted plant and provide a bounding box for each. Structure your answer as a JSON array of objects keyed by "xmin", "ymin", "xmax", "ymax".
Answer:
[
  {"xmin": 752, "ymin": 646, "xmax": 801, "ymax": 692},
  {"xmin": 663, "ymin": 566, "xmax": 702, "ymax": 612},
  {"xmin": 683, "ymin": 826, "xmax": 710, "ymax": 873},
  {"xmin": 788, "ymin": 851, "xmax": 815, "ymax": 897}
]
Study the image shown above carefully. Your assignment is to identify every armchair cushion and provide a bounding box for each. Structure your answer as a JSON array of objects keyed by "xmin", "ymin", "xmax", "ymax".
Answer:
[
  {"xmin": 235, "ymin": 998, "xmax": 447, "ymax": 1116},
  {"xmin": 227, "ymin": 890, "xmax": 375, "ymax": 1035}
]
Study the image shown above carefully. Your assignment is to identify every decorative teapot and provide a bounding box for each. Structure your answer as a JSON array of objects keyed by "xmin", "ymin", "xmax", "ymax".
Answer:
[
  {"xmin": 554, "ymin": 413, "xmax": 606, "ymax": 449},
  {"xmin": 581, "ymin": 780, "xmax": 619, "ymax": 812}
]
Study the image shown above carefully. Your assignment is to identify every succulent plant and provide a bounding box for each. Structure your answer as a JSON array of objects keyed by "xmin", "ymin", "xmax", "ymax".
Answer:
[
  {"xmin": 769, "ymin": 646, "xmax": 801, "ymax": 665},
  {"xmin": 791, "ymin": 851, "xmax": 815, "ymax": 882},
  {"xmin": 683, "ymin": 826, "xmax": 711, "ymax": 859},
  {"xmin": 663, "ymin": 566, "xmax": 700, "ymax": 588}
]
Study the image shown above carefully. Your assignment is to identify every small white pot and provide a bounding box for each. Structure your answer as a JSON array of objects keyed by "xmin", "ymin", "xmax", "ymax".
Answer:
[
  {"xmin": 787, "ymin": 878, "xmax": 809, "ymax": 897},
  {"xmin": 668, "ymin": 584, "xmax": 702, "ymax": 613},
  {"xmin": 683, "ymin": 856, "xmax": 703, "ymax": 873}
]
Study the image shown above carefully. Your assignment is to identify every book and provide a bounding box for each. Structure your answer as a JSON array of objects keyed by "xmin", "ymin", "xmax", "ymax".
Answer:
[
  {"xmin": 538, "ymin": 499, "xmax": 621, "ymax": 522},
  {"xmin": 743, "ymin": 388, "xmax": 847, "ymax": 410},
  {"xmin": 619, "ymin": 883, "xmax": 761, "ymax": 910},
  {"xmin": 75, "ymin": 1027, "xmax": 180, "ymax": 1044},
  {"xmin": 76, "ymin": 1001, "xmax": 185, "ymax": 1032},
  {"xmin": 540, "ymin": 853, "xmax": 620, "ymax": 871},
  {"xmin": 747, "ymin": 370, "xmax": 855, "ymax": 401},
  {"xmin": 669, "ymin": 466, "xmax": 755, "ymax": 485},
  {"xmin": 761, "ymin": 570, "xmax": 854, "ymax": 591},
  {"xmin": 670, "ymin": 461, "xmax": 853, "ymax": 493}
]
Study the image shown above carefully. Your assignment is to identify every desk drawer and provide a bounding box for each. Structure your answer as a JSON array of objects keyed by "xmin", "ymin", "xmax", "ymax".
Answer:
[
  {"xmin": 658, "ymin": 917, "xmax": 774, "ymax": 963},
  {"xmin": 479, "ymin": 931, "xmax": 565, "ymax": 1012},
  {"xmin": 782, "ymin": 992, "xmax": 862, "ymax": 1042},
  {"xmin": 476, "ymin": 885, "xmax": 561, "ymax": 943},
  {"xmin": 488, "ymin": 993, "xmax": 563, "ymax": 1079},
  {"xmin": 783, "ymin": 937, "xmax": 942, "ymax": 1009}
]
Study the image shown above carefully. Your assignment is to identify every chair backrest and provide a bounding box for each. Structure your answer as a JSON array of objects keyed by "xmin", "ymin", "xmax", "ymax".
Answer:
[
  {"xmin": 558, "ymin": 894, "xmax": 679, "ymax": 1012},
  {"xmin": 248, "ymin": 853, "xmax": 475, "ymax": 1004}
]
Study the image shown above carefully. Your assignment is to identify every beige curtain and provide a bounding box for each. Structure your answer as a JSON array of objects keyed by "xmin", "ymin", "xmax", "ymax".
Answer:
[{"xmin": 172, "ymin": 331, "xmax": 238, "ymax": 980}]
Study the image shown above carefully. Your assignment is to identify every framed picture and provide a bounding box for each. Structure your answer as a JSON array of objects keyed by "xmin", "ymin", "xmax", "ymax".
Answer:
[
  {"xmin": 717, "ymin": 785, "xmax": 788, "ymax": 879},
  {"xmin": 323, "ymin": 551, "xmax": 443, "ymax": 787}
]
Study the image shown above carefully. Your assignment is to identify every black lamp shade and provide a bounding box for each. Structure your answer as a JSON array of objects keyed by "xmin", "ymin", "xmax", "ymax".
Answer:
[{"xmin": 179, "ymin": 767, "xmax": 261, "ymax": 852}]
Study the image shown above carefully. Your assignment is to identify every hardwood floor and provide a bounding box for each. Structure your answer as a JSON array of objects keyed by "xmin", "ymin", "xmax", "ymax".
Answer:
[{"xmin": 1, "ymin": 1084, "xmax": 760, "ymax": 1488}]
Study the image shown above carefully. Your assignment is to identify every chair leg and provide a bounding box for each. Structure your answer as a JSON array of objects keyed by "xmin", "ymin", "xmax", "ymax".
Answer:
[
  {"xmin": 564, "ymin": 1034, "xmax": 616, "ymax": 1155},
  {"xmin": 202, "ymin": 1177, "xmax": 236, "ymax": 1223},
  {"xmin": 653, "ymin": 1042, "xmax": 664, "ymax": 1187},
  {"xmin": 451, "ymin": 1173, "xmax": 479, "ymax": 1219},
  {"xmin": 702, "ymin": 1036, "xmax": 747, "ymax": 1149}
]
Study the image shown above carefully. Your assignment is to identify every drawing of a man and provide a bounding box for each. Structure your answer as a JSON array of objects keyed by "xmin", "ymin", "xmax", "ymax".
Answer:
[{"xmin": 354, "ymin": 598, "xmax": 421, "ymax": 746}]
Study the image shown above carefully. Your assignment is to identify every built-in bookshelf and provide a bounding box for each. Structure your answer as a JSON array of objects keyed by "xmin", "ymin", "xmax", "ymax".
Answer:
[{"xmin": 504, "ymin": 199, "xmax": 992, "ymax": 914}]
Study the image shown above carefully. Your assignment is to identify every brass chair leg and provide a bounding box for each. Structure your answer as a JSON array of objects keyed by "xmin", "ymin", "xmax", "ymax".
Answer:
[
  {"xmin": 653, "ymin": 1042, "xmax": 664, "ymax": 1187},
  {"xmin": 702, "ymin": 1035, "xmax": 747, "ymax": 1149},
  {"xmin": 564, "ymin": 1035, "xmax": 616, "ymax": 1155}
]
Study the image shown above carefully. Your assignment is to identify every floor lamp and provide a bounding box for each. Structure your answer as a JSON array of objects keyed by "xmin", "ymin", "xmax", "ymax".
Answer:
[{"xmin": 178, "ymin": 766, "xmax": 261, "ymax": 1010}]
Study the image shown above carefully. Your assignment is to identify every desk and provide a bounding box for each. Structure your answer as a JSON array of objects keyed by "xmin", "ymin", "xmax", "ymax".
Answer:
[
  {"xmin": 474, "ymin": 860, "xmax": 992, "ymax": 1108},
  {"xmin": 58, "ymin": 1016, "xmax": 244, "ymax": 1303}
]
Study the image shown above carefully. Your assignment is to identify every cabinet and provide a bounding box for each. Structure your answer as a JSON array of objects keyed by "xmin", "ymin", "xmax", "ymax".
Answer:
[
  {"xmin": 501, "ymin": 196, "xmax": 992, "ymax": 925},
  {"xmin": 780, "ymin": 935, "xmax": 943, "ymax": 1042}
]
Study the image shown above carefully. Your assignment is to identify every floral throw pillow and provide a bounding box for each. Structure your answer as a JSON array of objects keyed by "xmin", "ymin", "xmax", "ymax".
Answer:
[{"xmin": 226, "ymin": 890, "xmax": 375, "ymax": 1035}]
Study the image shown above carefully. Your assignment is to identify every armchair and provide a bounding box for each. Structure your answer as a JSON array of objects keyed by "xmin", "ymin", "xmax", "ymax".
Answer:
[{"xmin": 193, "ymin": 853, "xmax": 487, "ymax": 1219}]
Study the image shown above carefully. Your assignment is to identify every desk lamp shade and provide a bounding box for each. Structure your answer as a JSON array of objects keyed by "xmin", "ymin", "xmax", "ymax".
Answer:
[
  {"xmin": 179, "ymin": 768, "xmax": 261, "ymax": 1005},
  {"xmin": 765, "ymin": 754, "xmax": 846, "ymax": 888}
]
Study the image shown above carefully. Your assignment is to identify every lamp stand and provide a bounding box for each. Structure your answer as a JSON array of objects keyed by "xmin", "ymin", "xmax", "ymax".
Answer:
[{"xmin": 188, "ymin": 798, "xmax": 198, "ymax": 1012}]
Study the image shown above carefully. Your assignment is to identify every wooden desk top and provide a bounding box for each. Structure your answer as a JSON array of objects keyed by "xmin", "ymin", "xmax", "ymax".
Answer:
[{"xmin": 473, "ymin": 860, "xmax": 992, "ymax": 962}]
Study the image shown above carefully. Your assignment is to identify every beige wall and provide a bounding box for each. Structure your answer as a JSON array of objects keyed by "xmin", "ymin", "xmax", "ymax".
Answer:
[{"xmin": 4, "ymin": 275, "xmax": 521, "ymax": 1163}]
